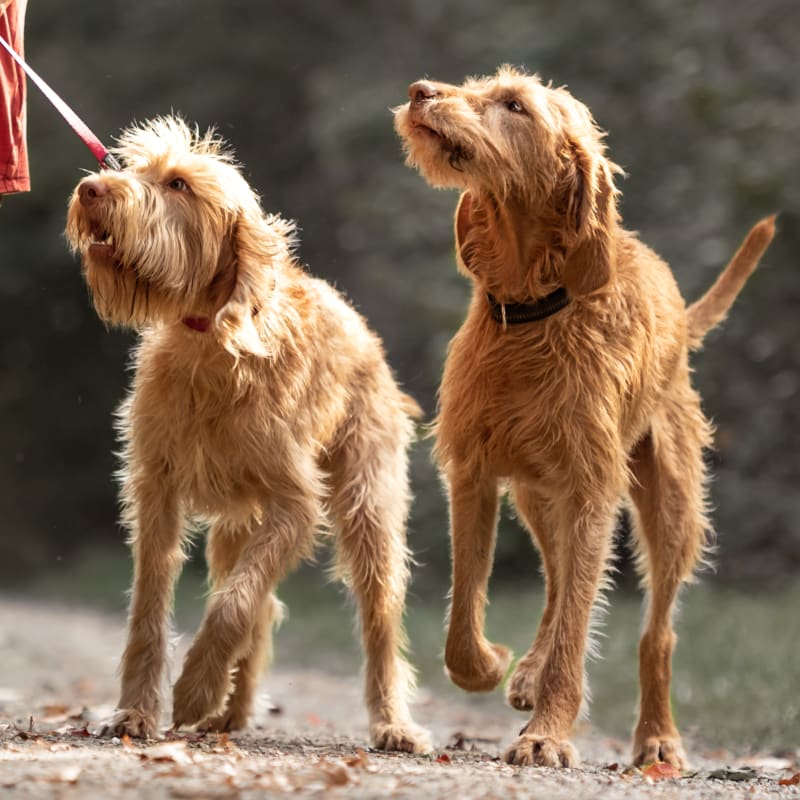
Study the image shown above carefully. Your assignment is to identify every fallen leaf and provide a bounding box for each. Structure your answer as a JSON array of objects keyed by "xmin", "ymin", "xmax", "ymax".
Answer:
[
  {"xmin": 67, "ymin": 724, "xmax": 92, "ymax": 737},
  {"xmin": 448, "ymin": 732, "xmax": 466, "ymax": 750},
  {"xmin": 642, "ymin": 762, "xmax": 682, "ymax": 781},
  {"xmin": 604, "ymin": 762, "xmax": 619, "ymax": 772},
  {"xmin": 779, "ymin": 772, "xmax": 800, "ymax": 786},
  {"xmin": 344, "ymin": 748, "xmax": 374, "ymax": 771},
  {"xmin": 41, "ymin": 703, "xmax": 70, "ymax": 717},
  {"xmin": 708, "ymin": 766, "xmax": 758, "ymax": 782},
  {"xmin": 315, "ymin": 758, "xmax": 352, "ymax": 787},
  {"xmin": 436, "ymin": 753, "xmax": 452, "ymax": 764},
  {"xmin": 140, "ymin": 741, "xmax": 194, "ymax": 765}
]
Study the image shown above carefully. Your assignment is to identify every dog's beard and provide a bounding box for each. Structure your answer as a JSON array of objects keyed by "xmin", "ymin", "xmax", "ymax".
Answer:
[{"xmin": 83, "ymin": 255, "xmax": 157, "ymax": 328}]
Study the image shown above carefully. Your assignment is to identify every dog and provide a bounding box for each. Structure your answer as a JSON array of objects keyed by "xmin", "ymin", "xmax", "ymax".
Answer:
[
  {"xmin": 65, "ymin": 116, "xmax": 431, "ymax": 754},
  {"xmin": 394, "ymin": 65, "xmax": 774, "ymax": 768}
]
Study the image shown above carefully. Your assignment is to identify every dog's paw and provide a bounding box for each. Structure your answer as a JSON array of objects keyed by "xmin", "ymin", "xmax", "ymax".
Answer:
[
  {"xmin": 633, "ymin": 735, "xmax": 688, "ymax": 769},
  {"xmin": 172, "ymin": 667, "xmax": 229, "ymax": 730},
  {"xmin": 445, "ymin": 642, "xmax": 513, "ymax": 693},
  {"xmin": 371, "ymin": 721, "xmax": 433, "ymax": 754},
  {"xmin": 199, "ymin": 706, "xmax": 249, "ymax": 733},
  {"xmin": 102, "ymin": 708, "xmax": 160, "ymax": 740},
  {"xmin": 504, "ymin": 734, "xmax": 579, "ymax": 768},
  {"xmin": 505, "ymin": 660, "xmax": 540, "ymax": 711}
]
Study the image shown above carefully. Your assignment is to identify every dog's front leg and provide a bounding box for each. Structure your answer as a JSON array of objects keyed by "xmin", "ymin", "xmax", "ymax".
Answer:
[
  {"xmin": 444, "ymin": 470, "xmax": 513, "ymax": 692},
  {"xmin": 107, "ymin": 476, "xmax": 184, "ymax": 739},
  {"xmin": 504, "ymin": 496, "xmax": 617, "ymax": 768},
  {"xmin": 171, "ymin": 491, "xmax": 318, "ymax": 729}
]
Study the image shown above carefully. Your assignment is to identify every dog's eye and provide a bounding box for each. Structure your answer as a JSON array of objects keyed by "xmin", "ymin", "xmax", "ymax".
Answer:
[
  {"xmin": 504, "ymin": 99, "xmax": 524, "ymax": 113},
  {"xmin": 168, "ymin": 177, "xmax": 189, "ymax": 192}
]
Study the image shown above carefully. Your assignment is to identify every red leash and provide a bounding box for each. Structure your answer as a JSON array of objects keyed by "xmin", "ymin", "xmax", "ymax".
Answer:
[{"xmin": 0, "ymin": 31, "xmax": 120, "ymax": 170}]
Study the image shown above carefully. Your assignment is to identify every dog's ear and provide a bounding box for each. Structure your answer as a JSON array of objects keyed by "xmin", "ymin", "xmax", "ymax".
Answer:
[
  {"xmin": 559, "ymin": 137, "xmax": 619, "ymax": 296},
  {"xmin": 454, "ymin": 191, "xmax": 479, "ymax": 277},
  {"xmin": 214, "ymin": 211, "xmax": 290, "ymax": 358}
]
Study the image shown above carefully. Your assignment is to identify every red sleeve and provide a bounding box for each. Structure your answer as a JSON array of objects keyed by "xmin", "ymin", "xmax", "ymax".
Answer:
[{"xmin": 0, "ymin": 0, "xmax": 30, "ymax": 194}]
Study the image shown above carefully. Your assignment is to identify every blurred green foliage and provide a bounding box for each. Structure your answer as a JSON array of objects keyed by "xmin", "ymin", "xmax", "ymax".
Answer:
[{"xmin": 1, "ymin": 0, "xmax": 798, "ymax": 587}]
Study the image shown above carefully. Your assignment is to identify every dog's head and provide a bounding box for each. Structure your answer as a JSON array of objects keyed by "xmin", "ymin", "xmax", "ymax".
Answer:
[
  {"xmin": 394, "ymin": 66, "xmax": 621, "ymax": 297},
  {"xmin": 66, "ymin": 116, "xmax": 293, "ymax": 355}
]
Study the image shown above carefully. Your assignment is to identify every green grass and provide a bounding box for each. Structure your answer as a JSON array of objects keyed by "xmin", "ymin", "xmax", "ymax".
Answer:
[{"xmin": 15, "ymin": 547, "xmax": 800, "ymax": 752}]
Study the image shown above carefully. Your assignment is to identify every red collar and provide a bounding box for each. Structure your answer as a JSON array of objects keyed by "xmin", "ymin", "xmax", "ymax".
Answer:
[{"xmin": 182, "ymin": 316, "xmax": 211, "ymax": 332}]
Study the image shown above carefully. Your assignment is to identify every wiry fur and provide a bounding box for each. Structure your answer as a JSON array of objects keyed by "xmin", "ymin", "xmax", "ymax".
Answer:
[
  {"xmin": 394, "ymin": 66, "xmax": 775, "ymax": 769},
  {"xmin": 65, "ymin": 116, "xmax": 431, "ymax": 753}
]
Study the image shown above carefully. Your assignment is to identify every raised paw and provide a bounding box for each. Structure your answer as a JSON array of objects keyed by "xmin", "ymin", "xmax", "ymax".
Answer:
[
  {"xmin": 102, "ymin": 707, "xmax": 160, "ymax": 740},
  {"xmin": 633, "ymin": 735, "xmax": 688, "ymax": 769},
  {"xmin": 505, "ymin": 659, "xmax": 541, "ymax": 711},
  {"xmin": 504, "ymin": 734, "xmax": 579, "ymax": 768},
  {"xmin": 172, "ymin": 663, "xmax": 230, "ymax": 729},
  {"xmin": 371, "ymin": 721, "xmax": 433, "ymax": 754},
  {"xmin": 445, "ymin": 642, "xmax": 513, "ymax": 693}
]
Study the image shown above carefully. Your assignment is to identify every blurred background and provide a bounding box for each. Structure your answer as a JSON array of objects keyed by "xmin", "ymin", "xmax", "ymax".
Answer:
[{"xmin": 1, "ymin": 0, "xmax": 797, "ymax": 750}]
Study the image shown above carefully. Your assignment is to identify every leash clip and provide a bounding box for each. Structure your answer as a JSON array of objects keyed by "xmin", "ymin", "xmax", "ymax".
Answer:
[{"xmin": 100, "ymin": 153, "xmax": 122, "ymax": 171}]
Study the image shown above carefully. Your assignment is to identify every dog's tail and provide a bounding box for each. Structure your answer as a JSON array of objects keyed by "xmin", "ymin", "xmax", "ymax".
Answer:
[{"xmin": 686, "ymin": 215, "xmax": 776, "ymax": 349}]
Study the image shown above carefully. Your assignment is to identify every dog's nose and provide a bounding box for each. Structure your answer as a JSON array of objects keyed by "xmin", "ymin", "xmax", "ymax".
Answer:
[
  {"xmin": 78, "ymin": 179, "xmax": 109, "ymax": 206},
  {"xmin": 408, "ymin": 80, "xmax": 439, "ymax": 103}
]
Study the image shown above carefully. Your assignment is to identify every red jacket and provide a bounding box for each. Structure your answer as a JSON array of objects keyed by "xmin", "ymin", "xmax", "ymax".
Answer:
[{"xmin": 1, "ymin": 0, "xmax": 29, "ymax": 194}]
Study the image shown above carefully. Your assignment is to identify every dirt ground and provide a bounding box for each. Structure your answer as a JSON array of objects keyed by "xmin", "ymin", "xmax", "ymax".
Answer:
[{"xmin": 0, "ymin": 599, "xmax": 797, "ymax": 799}]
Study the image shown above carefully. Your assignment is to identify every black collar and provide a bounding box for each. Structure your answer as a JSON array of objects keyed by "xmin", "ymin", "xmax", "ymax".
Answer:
[{"xmin": 486, "ymin": 287, "xmax": 570, "ymax": 325}]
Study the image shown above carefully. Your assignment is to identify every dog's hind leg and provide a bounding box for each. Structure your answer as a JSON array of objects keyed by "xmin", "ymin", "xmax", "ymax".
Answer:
[
  {"xmin": 444, "ymin": 469, "xmax": 513, "ymax": 693},
  {"xmin": 505, "ymin": 482, "xmax": 561, "ymax": 712},
  {"xmin": 328, "ymin": 409, "xmax": 432, "ymax": 754},
  {"xmin": 628, "ymin": 385, "xmax": 712, "ymax": 770},
  {"xmin": 171, "ymin": 453, "xmax": 319, "ymax": 729},
  {"xmin": 198, "ymin": 522, "xmax": 283, "ymax": 732},
  {"xmin": 108, "ymin": 472, "xmax": 185, "ymax": 739}
]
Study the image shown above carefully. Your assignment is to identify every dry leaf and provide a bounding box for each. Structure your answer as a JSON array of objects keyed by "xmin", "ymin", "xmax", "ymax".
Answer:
[
  {"xmin": 140, "ymin": 740, "xmax": 194, "ymax": 765},
  {"xmin": 642, "ymin": 762, "xmax": 682, "ymax": 781},
  {"xmin": 41, "ymin": 703, "xmax": 70, "ymax": 717},
  {"xmin": 708, "ymin": 766, "xmax": 758, "ymax": 782},
  {"xmin": 344, "ymin": 748, "xmax": 374, "ymax": 771},
  {"xmin": 779, "ymin": 772, "xmax": 800, "ymax": 786},
  {"xmin": 436, "ymin": 753, "xmax": 452, "ymax": 764},
  {"xmin": 315, "ymin": 758, "xmax": 353, "ymax": 787},
  {"xmin": 67, "ymin": 724, "xmax": 92, "ymax": 737}
]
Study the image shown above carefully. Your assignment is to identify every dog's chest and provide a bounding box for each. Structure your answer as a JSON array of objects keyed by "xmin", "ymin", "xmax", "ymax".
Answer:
[{"xmin": 130, "ymin": 363, "xmax": 292, "ymax": 515}]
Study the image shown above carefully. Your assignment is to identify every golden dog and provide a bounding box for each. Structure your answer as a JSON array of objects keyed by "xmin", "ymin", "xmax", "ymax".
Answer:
[
  {"xmin": 394, "ymin": 66, "xmax": 774, "ymax": 768},
  {"xmin": 66, "ymin": 116, "xmax": 431, "ymax": 753}
]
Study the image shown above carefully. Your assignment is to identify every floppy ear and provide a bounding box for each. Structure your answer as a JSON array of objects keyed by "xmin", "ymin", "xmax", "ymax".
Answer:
[
  {"xmin": 454, "ymin": 191, "xmax": 479, "ymax": 277},
  {"xmin": 214, "ymin": 211, "xmax": 287, "ymax": 358},
  {"xmin": 560, "ymin": 138, "xmax": 619, "ymax": 296}
]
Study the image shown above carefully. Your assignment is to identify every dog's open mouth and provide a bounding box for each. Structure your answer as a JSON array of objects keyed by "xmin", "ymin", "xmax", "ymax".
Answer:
[{"xmin": 86, "ymin": 221, "xmax": 117, "ymax": 261}]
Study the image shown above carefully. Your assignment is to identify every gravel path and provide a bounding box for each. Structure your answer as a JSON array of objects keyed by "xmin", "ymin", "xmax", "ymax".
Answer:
[{"xmin": 1, "ymin": 599, "xmax": 797, "ymax": 798}]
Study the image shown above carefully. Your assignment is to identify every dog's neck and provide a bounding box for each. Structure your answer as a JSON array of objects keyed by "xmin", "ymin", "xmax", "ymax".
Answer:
[{"xmin": 458, "ymin": 191, "xmax": 564, "ymax": 303}]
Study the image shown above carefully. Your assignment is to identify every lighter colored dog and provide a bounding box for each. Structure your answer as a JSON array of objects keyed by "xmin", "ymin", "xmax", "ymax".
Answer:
[
  {"xmin": 65, "ymin": 116, "xmax": 431, "ymax": 753},
  {"xmin": 394, "ymin": 66, "xmax": 774, "ymax": 768}
]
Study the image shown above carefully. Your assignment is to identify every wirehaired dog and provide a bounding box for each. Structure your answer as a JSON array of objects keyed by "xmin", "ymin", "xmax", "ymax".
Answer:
[
  {"xmin": 65, "ymin": 116, "xmax": 431, "ymax": 753},
  {"xmin": 394, "ymin": 66, "xmax": 774, "ymax": 768}
]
